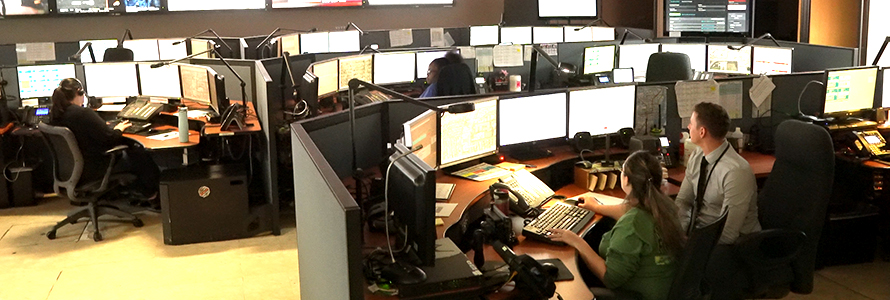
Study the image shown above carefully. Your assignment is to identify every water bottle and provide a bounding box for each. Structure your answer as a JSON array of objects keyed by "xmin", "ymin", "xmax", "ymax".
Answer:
[{"xmin": 178, "ymin": 105, "xmax": 189, "ymax": 143}]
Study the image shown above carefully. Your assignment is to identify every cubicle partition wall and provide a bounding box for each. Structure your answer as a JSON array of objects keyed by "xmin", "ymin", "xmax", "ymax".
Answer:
[
  {"xmin": 360, "ymin": 27, "xmax": 470, "ymax": 49},
  {"xmin": 291, "ymin": 124, "xmax": 363, "ymax": 300}
]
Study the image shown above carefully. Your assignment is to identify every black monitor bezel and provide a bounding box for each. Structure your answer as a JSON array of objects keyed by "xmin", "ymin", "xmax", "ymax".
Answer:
[
  {"xmin": 497, "ymin": 90, "xmax": 570, "ymax": 149},
  {"xmin": 388, "ymin": 143, "xmax": 438, "ymax": 266},
  {"xmin": 820, "ymin": 65, "xmax": 880, "ymax": 119}
]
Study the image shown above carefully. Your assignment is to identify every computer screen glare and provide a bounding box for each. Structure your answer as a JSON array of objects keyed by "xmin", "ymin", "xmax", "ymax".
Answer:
[
  {"xmin": 440, "ymin": 97, "xmax": 498, "ymax": 167},
  {"xmin": 538, "ymin": 0, "xmax": 597, "ymax": 17},
  {"xmin": 139, "ymin": 63, "xmax": 183, "ymax": 99},
  {"xmin": 618, "ymin": 43, "xmax": 661, "ymax": 82},
  {"xmin": 83, "ymin": 63, "xmax": 140, "ymax": 98},
  {"xmin": 17, "ymin": 64, "xmax": 77, "ymax": 99},
  {"xmin": 470, "ymin": 26, "xmax": 500, "ymax": 46},
  {"xmin": 403, "ymin": 110, "xmax": 438, "ymax": 168},
  {"xmin": 752, "ymin": 46, "xmax": 792, "ymax": 75},
  {"xmin": 328, "ymin": 31, "xmax": 361, "ymax": 53},
  {"xmin": 532, "ymin": 27, "xmax": 564, "ymax": 44},
  {"xmin": 823, "ymin": 67, "xmax": 878, "ymax": 115},
  {"xmin": 338, "ymin": 55, "xmax": 373, "ymax": 90},
  {"xmin": 660, "ymin": 44, "xmax": 707, "ymax": 73},
  {"xmin": 583, "ymin": 45, "xmax": 616, "ymax": 75},
  {"xmin": 707, "ymin": 45, "xmax": 752, "ymax": 74},
  {"xmin": 373, "ymin": 52, "xmax": 416, "ymax": 85},
  {"xmin": 416, "ymin": 51, "xmax": 448, "ymax": 79},
  {"xmin": 569, "ymin": 85, "xmax": 636, "ymax": 136},
  {"xmin": 499, "ymin": 93, "xmax": 568, "ymax": 146}
]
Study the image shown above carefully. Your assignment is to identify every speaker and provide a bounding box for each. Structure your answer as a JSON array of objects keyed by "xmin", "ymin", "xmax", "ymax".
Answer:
[
  {"xmin": 617, "ymin": 127, "xmax": 635, "ymax": 148},
  {"xmin": 573, "ymin": 131, "xmax": 594, "ymax": 152},
  {"xmin": 629, "ymin": 135, "xmax": 660, "ymax": 153}
]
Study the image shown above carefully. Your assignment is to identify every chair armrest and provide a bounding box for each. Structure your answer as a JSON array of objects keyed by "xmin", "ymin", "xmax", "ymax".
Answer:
[
  {"xmin": 735, "ymin": 229, "xmax": 806, "ymax": 269},
  {"xmin": 104, "ymin": 145, "xmax": 129, "ymax": 156}
]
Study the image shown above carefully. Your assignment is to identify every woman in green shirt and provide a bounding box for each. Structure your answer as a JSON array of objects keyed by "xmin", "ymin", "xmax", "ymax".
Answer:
[{"xmin": 550, "ymin": 151, "xmax": 685, "ymax": 300}]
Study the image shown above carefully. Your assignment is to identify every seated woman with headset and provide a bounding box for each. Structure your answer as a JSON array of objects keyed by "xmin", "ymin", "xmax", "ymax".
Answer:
[
  {"xmin": 420, "ymin": 51, "xmax": 476, "ymax": 98},
  {"xmin": 549, "ymin": 151, "xmax": 684, "ymax": 300},
  {"xmin": 50, "ymin": 78, "xmax": 161, "ymax": 206}
]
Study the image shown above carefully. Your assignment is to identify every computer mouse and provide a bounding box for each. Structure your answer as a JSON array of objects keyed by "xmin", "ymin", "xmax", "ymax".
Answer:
[
  {"xmin": 575, "ymin": 160, "xmax": 593, "ymax": 169},
  {"xmin": 541, "ymin": 262, "xmax": 560, "ymax": 278},
  {"xmin": 381, "ymin": 260, "xmax": 427, "ymax": 285},
  {"xmin": 563, "ymin": 198, "xmax": 578, "ymax": 206}
]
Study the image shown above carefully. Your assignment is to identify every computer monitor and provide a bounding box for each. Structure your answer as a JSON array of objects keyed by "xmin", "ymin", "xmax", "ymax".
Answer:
[
  {"xmin": 440, "ymin": 97, "xmax": 498, "ymax": 168},
  {"xmin": 822, "ymin": 66, "xmax": 879, "ymax": 118},
  {"xmin": 273, "ymin": 0, "xmax": 362, "ymax": 7},
  {"xmin": 17, "ymin": 64, "xmax": 77, "ymax": 99},
  {"xmin": 538, "ymin": 0, "xmax": 598, "ymax": 17},
  {"xmin": 665, "ymin": 0, "xmax": 752, "ymax": 35},
  {"xmin": 416, "ymin": 51, "xmax": 449, "ymax": 80},
  {"xmin": 300, "ymin": 32, "xmax": 330, "ymax": 54},
  {"xmin": 661, "ymin": 43, "xmax": 707, "ymax": 73},
  {"xmin": 312, "ymin": 60, "xmax": 339, "ymax": 97},
  {"xmin": 79, "ymin": 40, "xmax": 119, "ymax": 63},
  {"xmin": 884, "ymin": 68, "xmax": 890, "ymax": 108},
  {"xmin": 568, "ymin": 85, "xmax": 636, "ymax": 137},
  {"xmin": 583, "ymin": 45, "xmax": 616, "ymax": 75},
  {"xmin": 123, "ymin": 39, "xmax": 161, "ymax": 61},
  {"xmin": 500, "ymin": 27, "xmax": 533, "ymax": 45},
  {"xmin": 167, "ymin": 0, "xmax": 265, "ymax": 11},
  {"xmin": 368, "ymin": 0, "xmax": 453, "ymax": 4},
  {"xmin": 612, "ymin": 68, "xmax": 634, "ymax": 84},
  {"xmin": 499, "ymin": 92, "xmax": 568, "ymax": 146},
  {"xmin": 139, "ymin": 63, "xmax": 183, "ymax": 99},
  {"xmin": 338, "ymin": 55, "xmax": 373, "ymax": 90},
  {"xmin": 0, "ymin": 0, "xmax": 48, "ymax": 15},
  {"xmin": 403, "ymin": 110, "xmax": 438, "ymax": 168},
  {"xmin": 179, "ymin": 64, "xmax": 213, "ymax": 105},
  {"xmin": 470, "ymin": 25, "xmax": 500, "ymax": 46},
  {"xmin": 532, "ymin": 27, "xmax": 565, "ymax": 44},
  {"xmin": 618, "ymin": 44, "xmax": 661, "ymax": 82},
  {"xmin": 707, "ymin": 45, "xmax": 752, "ymax": 75},
  {"xmin": 387, "ymin": 143, "xmax": 437, "ymax": 266},
  {"xmin": 278, "ymin": 34, "xmax": 300, "ymax": 56},
  {"xmin": 752, "ymin": 46, "xmax": 793, "ymax": 75},
  {"xmin": 83, "ymin": 63, "xmax": 140, "ymax": 98},
  {"xmin": 373, "ymin": 52, "xmax": 416, "ymax": 85},
  {"xmin": 157, "ymin": 39, "xmax": 189, "ymax": 60},
  {"xmin": 328, "ymin": 31, "xmax": 361, "ymax": 53}
]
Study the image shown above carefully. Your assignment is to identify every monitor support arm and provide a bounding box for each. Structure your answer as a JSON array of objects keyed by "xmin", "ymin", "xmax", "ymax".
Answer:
[
  {"xmin": 69, "ymin": 42, "xmax": 96, "ymax": 63},
  {"xmin": 117, "ymin": 29, "xmax": 133, "ymax": 48},
  {"xmin": 872, "ymin": 36, "xmax": 890, "ymax": 66},
  {"xmin": 574, "ymin": 17, "xmax": 611, "ymax": 31},
  {"xmin": 150, "ymin": 46, "xmax": 217, "ymax": 68},
  {"xmin": 529, "ymin": 44, "xmax": 565, "ymax": 93},
  {"xmin": 255, "ymin": 27, "xmax": 318, "ymax": 51},
  {"xmin": 728, "ymin": 33, "xmax": 781, "ymax": 50},
  {"xmin": 176, "ymin": 29, "xmax": 236, "ymax": 57},
  {"xmin": 619, "ymin": 28, "xmax": 650, "ymax": 45}
]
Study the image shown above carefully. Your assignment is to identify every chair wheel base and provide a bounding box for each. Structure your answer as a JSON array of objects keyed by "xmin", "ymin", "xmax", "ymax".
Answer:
[{"xmin": 47, "ymin": 231, "xmax": 56, "ymax": 240}]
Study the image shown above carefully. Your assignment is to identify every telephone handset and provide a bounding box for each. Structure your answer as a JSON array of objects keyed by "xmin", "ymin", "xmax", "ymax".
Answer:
[
  {"xmin": 118, "ymin": 99, "xmax": 163, "ymax": 121},
  {"xmin": 490, "ymin": 182, "xmax": 540, "ymax": 218},
  {"xmin": 492, "ymin": 169, "xmax": 555, "ymax": 218},
  {"xmin": 220, "ymin": 103, "xmax": 247, "ymax": 131},
  {"xmin": 850, "ymin": 130, "xmax": 890, "ymax": 158}
]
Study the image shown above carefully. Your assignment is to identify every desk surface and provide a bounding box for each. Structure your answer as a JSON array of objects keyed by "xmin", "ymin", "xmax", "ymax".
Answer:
[
  {"xmin": 124, "ymin": 101, "xmax": 261, "ymax": 150},
  {"xmin": 666, "ymin": 151, "xmax": 776, "ymax": 185}
]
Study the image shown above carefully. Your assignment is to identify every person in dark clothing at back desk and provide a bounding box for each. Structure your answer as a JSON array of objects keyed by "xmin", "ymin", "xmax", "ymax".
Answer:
[
  {"xmin": 420, "ymin": 51, "xmax": 476, "ymax": 98},
  {"xmin": 49, "ymin": 78, "xmax": 160, "ymax": 207}
]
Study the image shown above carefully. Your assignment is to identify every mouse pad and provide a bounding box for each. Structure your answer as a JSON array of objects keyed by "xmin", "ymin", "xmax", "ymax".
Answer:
[{"xmin": 538, "ymin": 258, "xmax": 574, "ymax": 282}]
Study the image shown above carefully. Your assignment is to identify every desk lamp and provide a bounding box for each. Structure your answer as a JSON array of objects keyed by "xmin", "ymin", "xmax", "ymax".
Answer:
[
  {"xmin": 69, "ymin": 42, "xmax": 96, "ymax": 63},
  {"xmin": 151, "ymin": 44, "xmax": 253, "ymax": 127},
  {"xmin": 254, "ymin": 27, "xmax": 318, "ymax": 59},
  {"xmin": 346, "ymin": 78, "xmax": 474, "ymax": 203},
  {"xmin": 727, "ymin": 33, "xmax": 782, "ymax": 50},
  {"xmin": 528, "ymin": 44, "xmax": 577, "ymax": 92},
  {"xmin": 172, "ymin": 29, "xmax": 236, "ymax": 58},
  {"xmin": 872, "ymin": 36, "xmax": 890, "ymax": 66},
  {"xmin": 619, "ymin": 28, "xmax": 651, "ymax": 45},
  {"xmin": 573, "ymin": 17, "xmax": 612, "ymax": 30}
]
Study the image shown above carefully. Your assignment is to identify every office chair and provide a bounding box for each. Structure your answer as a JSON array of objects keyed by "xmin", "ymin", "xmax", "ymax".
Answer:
[
  {"xmin": 645, "ymin": 52, "xmax": 692, "ymax": 83},
  {"xmin": 577, "ymin": 211, "xmax": 728, "ymax": 300},
  {"xmin": 436, "ymin": 63, "xmax": 477, "ymax": 96},
  {"xmin": 103, "ymin": 47, "xmax": 134, "ymax": 62},
  {"xmin": 38, "ymin": 123, "xmax": 143, "ymax": 242},
  {"xmin": 731, "ymin": 119, "xmax": 834, "ymax": 298}
]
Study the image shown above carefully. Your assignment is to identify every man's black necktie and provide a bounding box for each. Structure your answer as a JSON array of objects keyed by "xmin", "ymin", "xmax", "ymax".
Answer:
[{"xmin": 688, "ymin": 156, "xmax": 709, "ymax": 235}]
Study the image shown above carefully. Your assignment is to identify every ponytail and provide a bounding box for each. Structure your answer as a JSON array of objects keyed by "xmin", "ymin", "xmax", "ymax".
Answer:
[{"xmin": 623, "ymin": 151, "xmax": 686, "ymax": 256}]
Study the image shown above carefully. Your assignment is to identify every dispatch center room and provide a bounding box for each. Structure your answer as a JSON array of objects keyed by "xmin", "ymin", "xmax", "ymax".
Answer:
[{"xmin": 0, "ymin": 0, "xmax": 889, "ymax": 299}]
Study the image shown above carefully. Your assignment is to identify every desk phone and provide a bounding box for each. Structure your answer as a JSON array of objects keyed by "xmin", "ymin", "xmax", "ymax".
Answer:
[
  {"xmin": 118, "ymin": 99, "xmax": 163, "ymax": 121},
  {"xmin": 851, "ymin": 130, "xmax": 890, "ymax": 157},
  {"xmin": 23, "ymin": 106, "xmax": 51, "ymax": 126}
]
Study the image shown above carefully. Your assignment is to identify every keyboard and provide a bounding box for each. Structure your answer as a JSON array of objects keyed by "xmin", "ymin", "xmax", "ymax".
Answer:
[
  {"xmin": 522, "ymin": 202, "xmax": 595, "ymax": 245},
  {"xmin": 108, "ymin": 119, "xmax": 152, "ymax": 134}
]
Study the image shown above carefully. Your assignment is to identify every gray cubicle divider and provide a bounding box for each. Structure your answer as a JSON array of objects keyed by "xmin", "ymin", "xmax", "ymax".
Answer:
[
  {"xmin": 187, "ymin": 58, "xmax": 259, "ymax": 106},
  {"xmin": 360, "ymin": 27, "xmax": 470, "ymax": 50},
  {"xmin": 299, "ymin": 102, "xmax": 388, "ymax": 178},
  {"xmin": 774, "ymin": 41, "xmax": 859, "ymax": 72},
  {"xmin": 1, "ymin": 67, "xmax": 19, "ymax": 109},
  {"xmin": 291, "ymin": 123, "xmax": 364, "ymax": 300},
  {"xmin": 0, "ymin": 45, "xmax": 16, "ymax": 66}
]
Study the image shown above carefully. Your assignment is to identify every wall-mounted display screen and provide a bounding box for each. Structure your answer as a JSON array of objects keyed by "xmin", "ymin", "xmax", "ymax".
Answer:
[
  {"xmin": 0, "ymin": 0, "xmax": 48, "ymax": 15},
  {"xmin": 57, "ymin": 0, "xmax": 161, "ymax": 13},
  {"xmin": 666, "ymin": 0, "xmax": 752, "ymax": 34},
  {"xmin": 538, "ymin": 0, "xmax": 598, "ymax": 18},
  {"xmin": 368, "ymin": 0, "xmax": 453, "ymax": 5},
  {"xmin": 167, "ymin": 0, "xmax": 265, "ymax": 11},
  {"xmin": 272, "ymin": 0, "xmax": 362, "ymax": 8}
]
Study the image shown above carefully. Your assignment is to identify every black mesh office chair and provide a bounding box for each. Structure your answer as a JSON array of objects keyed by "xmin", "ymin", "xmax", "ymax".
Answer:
[
  {"xmin": 436, "ymin": 63, "xmax": 476, "ymax": 96},
  {"xmin": 579, "ymin": 211, "xmax": 728, "ymax": 300},
  {"xmin": 38, "ymin": 122, "xmax": 143, "ymax": 242},
  {"xmin": 103, "ymin": 47, "xmax": 134, "ymax": 62},
  {"xmin": 731, "ymin": 119, "xmax": 834, "ymax": 298},
  {"xmin": 645, "ymin": 52, "xmax": 692, "ymax": 82}
]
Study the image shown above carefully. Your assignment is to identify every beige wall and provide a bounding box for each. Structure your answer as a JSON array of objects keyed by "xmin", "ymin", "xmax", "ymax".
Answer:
[
  {"xmin": 0, "ymin": 0, "xmax": 504, "ymax": 43},
  {"xmin": 809, "ymin": 0, "xmax": 861, "ymax": 48}
]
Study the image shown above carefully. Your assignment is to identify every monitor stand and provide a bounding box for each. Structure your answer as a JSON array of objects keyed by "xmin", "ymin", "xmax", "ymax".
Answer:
[{"xmin": 508, "ymin": 144, "xmax": 553, "ymax": 161}]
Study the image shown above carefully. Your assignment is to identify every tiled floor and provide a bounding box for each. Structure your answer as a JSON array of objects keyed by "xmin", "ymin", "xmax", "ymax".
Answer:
[{"xmin": 1, "ymin": 197, "xmax": 888, "ymax": 300}]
